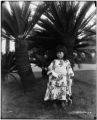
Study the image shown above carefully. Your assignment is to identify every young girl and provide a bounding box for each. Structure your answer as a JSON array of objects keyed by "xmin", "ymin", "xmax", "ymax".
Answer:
[{"xmin": 44, "ymin": 45, "xmax": 74, "ymax": 108}]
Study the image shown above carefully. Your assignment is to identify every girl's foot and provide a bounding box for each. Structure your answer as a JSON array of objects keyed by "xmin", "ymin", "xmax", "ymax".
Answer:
[
  {"xmin": 52, "ymin": 100, "xmax": 58, "ymax": 109},
  {"xmin": 67, "ymin": 99, "xmax": 72, "ymax": 106},
  {"xmin": 66, "ymin": 95, "xmax": 73, "ymax": 106}
]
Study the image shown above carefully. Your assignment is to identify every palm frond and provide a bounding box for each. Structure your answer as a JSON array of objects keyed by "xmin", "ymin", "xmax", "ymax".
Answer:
[
  {"xmin": 77, "ymin": 22, "xmax": 96, "ymax": 36},
  {"xmin": 80, "ymin": 10, "xmax": 96, "ymax": 31},
  {"xmin": 21, "ymin": 2, "xmax": 32, "ymax": 32},
  {"xmin": 22, "ymin": 1, "xmax": 31, "ymax": 18},
  {"xmin": 2, "ymin": 1, "xmax": 49, "ymax": 39},
  {"xmin": 48, "ymin": 2, "xmax": 64, "ymax": 33},
  {"xmin": 9, "ymin": 2, "xmax": 29, "ymax": 35},
  {"xmin": 2, "ymin": 30, "xmax": 15, "ymax": 41},
  {"xmin": 2, "ymin": 4, "xmax": 18, "ymax": 37},
  {"xmin": 1, "ymin": 52, "xmax": 17, "ymax": 76},
  {"xmin": 39, "ymin": 18, "xmax": 63, "ymax": 37},
  {"xmin": 24, "ymin": 2, "xmax": 50, "ymax": 39},
  {"xmin": 74, "ymin": 1, "xmax": 94, "ymax": 33}
]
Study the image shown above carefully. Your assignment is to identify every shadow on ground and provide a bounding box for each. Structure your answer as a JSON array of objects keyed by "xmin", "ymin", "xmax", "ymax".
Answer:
[{"xmin": 1, "ymin": 70, "xmax": 96, "ymax": 119}]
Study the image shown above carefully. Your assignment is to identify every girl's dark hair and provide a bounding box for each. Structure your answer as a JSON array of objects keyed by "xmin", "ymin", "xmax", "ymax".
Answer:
[{"xmin": 56, "ymin": 45, "xmax": 68, "ymax": 59}]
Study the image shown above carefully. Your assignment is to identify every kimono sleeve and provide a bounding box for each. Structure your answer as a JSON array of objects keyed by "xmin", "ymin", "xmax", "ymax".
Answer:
[
  {"xmin": 48, "ymin": 61, "xmax": 54, "ymax": 71},
  {"xmin": 47, "ymin": 60, "xmax": 54, "ymax": 75},
  {"xmin": 66, "ymin": 60, "xmax": 74, "ymax": 77}
]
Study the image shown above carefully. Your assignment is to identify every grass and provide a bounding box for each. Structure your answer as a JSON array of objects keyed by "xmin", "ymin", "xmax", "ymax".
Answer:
[{"xmin": 1, "ymin": 70, "xmax": 96, "ymax": 119}]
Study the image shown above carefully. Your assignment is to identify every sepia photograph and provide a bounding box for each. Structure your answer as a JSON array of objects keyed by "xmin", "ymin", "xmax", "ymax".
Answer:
[{"xmin": 1, "ymin": 1, "xmax": 96, "ymax": 119}]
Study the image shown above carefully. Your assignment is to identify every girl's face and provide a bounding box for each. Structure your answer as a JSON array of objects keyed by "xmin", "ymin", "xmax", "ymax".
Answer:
[{"xmin": 57, "ymin": 51, "xmax": 64, "ymax": 59}]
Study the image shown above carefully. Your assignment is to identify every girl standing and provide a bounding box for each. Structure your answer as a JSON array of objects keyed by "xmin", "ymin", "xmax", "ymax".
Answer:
[{"xmin": 44, "ymin": 45, "xmax": 74, "ymax": 109}]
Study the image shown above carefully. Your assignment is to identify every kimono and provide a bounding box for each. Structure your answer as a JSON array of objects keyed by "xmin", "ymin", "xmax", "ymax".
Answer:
[{"xmin": 44, "ymin": 59, "xmax": 74, "ymax": 101}]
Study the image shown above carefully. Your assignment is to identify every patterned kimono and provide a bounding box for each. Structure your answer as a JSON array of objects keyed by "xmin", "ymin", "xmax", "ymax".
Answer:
[{"xmin": 44, "ymin": 59, "xmax": 74, "ymax": 101}]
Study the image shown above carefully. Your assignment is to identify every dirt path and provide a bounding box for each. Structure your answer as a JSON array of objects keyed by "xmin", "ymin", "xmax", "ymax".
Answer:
[{"xmin": 1, "ymin": 70, "xmax": 96, "ymax": 119}]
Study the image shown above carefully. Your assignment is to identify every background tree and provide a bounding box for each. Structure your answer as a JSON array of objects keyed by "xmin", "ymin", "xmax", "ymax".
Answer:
[
  {"xmin": 29, "ymin": 1, "xmax": 96, "ymax": 68},
  {"xmin": 2, "ymin": 1, "xmax": 49, "ymax": 91}
]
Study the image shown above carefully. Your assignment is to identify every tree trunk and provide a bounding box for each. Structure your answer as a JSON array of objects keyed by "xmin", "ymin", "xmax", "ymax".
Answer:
[{"xmin": 15, "ymin": 38, "xmax": 35, "ymax": 91}]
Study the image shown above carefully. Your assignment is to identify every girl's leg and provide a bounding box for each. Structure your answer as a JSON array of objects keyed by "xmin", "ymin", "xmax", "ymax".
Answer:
[
  {"xmin": 58, "ymin": 86, "xmax": 67, "ymax": 109},
  {"xmin": 44, "ymin": 100, "xmax": 58, "ymax": 109},
  {"xmin": 61, "ymin": 100, "xmax": 67, "ymax": 107},
  {"xmin": 52, "ymin": 100, "xmax": 58, "ymax": 109},
  {"xmin": 66, "ymin": 94, "xmax": 73, "ymax": 106},
  {"xmin": 53, "ymin": 100, "xmax": 65, "ymax": 109},
  {"xmin": 58, "ymin": 100, "xmax": 67, "ymax": 111},
  {"xmin": 44, "ymin": 100, "xmax": 52, "ymax": 108}
]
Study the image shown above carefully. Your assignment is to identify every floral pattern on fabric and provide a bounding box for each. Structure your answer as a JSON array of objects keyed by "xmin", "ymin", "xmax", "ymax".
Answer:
[{"xmin": 44, "ymin": 59, "xmax": 74, "ymax": 101}]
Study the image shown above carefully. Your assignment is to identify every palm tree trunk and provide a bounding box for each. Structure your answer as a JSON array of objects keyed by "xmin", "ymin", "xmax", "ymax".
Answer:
[{"xmin": 15, "ymin": 38, "xmax": 35, "ymax": 91}]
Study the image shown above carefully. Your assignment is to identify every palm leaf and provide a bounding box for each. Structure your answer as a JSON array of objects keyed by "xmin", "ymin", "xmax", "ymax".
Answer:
[
  {"xmin": 39, "ymin": 18, "xmax": 63, "ymax": 37},
  {"xmin": 2, "ymin": 4, "xmax": 18, "ymax": 37},
  {"xmin": 9, "ymin": 2, "xmax": 28, "ymax": 34},
  {"xmin": 2, "ymin": 31, "xmax": 15, "ymax": 41},
  {"xmin": 21, "ymin": 2, "xmax": 32, "ymax": 32},
  {"xmin": 48, "ymin": 2, "xmax": 64, "ymax": 33},
  {"xmin": 74, "ymin": 1, "xmax": 94, "ymax": 33},
  {"xmin": 80, "ymin": 10, "xmax": 96, "ymax": 31},
  {"xmin": 24, "ymin": 2, "xmax": 50, "ymax": 39}
]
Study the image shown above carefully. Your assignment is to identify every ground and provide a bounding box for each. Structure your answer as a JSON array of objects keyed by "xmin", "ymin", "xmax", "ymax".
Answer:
[{"xmin": 1, "ymin": 69, "xmax": 96, "ymax": 119}]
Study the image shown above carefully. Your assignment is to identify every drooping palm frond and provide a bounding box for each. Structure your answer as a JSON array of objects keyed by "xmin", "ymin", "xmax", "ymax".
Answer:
[
  {"xmin": 74, "ymin": 2, "xmax": 94, "ymax": 33},
  {"xmin": 2, "ymin": 1, "xmax": 50, "ymax": 40},
  {"xmin": 29, "ymin": 1, "xmax": 96, "ymax": 67},
  {"xmin": 24, "ymin": 2, "xmax": 50, "ymax": 39},
  {"xmin": 1, "ymin": 52, "xmax": 17, "ymax": 81},
  {"xmin": 2, "ymin": 4, "xmax": 17, "ymax": 37},
  {"xmin": 2, "ymin": 2, "xmax": 31, "ymax": 38}
]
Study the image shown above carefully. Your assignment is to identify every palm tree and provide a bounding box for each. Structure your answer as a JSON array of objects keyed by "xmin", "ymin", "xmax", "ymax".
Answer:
[
  {"xmin": 29, "ymin": 1, "xmax": 96, "ymax": 68},
  {"xmin": 2, "ymin": 1, "xmax": 49, "ymax": 90},
  {"xmin": 1, "ymin": 51, "xmax": 17, "ymax": 82}
]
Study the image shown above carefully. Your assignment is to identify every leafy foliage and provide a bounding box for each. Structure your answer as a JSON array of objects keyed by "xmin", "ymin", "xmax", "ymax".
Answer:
[
  {"xmin": 28, "ymin": 1, "xmax": 96, "ymax": 67},
  {"xmin": 1, "ymin": 52, "xmax": 17, "ymax": 81},
  {"xmin": 2, "ymin": 2, "xmax": 50, "ymax": 40}
]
